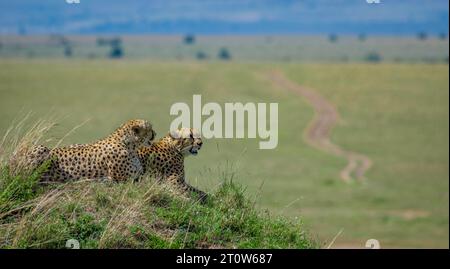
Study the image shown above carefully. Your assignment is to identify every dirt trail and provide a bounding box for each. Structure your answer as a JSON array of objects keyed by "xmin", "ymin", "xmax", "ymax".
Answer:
[{"xmin": 268, "ymin": 70, "xmax": 372, "ymax": 182}]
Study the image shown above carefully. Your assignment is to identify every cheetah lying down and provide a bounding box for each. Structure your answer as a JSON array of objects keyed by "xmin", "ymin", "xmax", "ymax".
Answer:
[
  {"xmin": 20, "ymin": 119, "xmax": 155, "ymax": 182},
  {"xmin": 14, "ymin": 121, "xmax": 207, "ymax": 201}
]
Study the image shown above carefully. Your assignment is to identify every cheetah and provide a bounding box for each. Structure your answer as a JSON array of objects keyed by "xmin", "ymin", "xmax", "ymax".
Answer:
[
  {"xmin": 20, "ymin": 119, "xmax": 155, "ymax": 182},
  {"xmin": 138, "ymin": 127, "xmax": 207, "ymax": 201}
]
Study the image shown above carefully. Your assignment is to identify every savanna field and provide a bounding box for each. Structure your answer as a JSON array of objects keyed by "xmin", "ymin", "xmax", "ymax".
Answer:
[{"xmin": 0, "ymin": 36, "xmax": 448, "ymax": 248}]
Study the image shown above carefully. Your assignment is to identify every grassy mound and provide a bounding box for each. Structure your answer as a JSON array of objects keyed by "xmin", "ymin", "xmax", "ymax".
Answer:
[
  {"xmin": 0, "ymin": 117, "xmax": 316, "ymax": 249},
  {"xmin": 0, "ymin": 170, "xmax": 316, "ymax": 249}
]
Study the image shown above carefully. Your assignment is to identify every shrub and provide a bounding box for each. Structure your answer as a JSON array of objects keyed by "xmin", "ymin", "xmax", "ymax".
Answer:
[
  {"xmin": 417, "ymin": 32, "xmax": 428, "ymax": 41},
  {"xmin": 183, "ymin": 34, "xmax": 195, "ymax": 45},
  {"xmin": 96, "ymin": 37, "xmax": 124, "ymax": 59},
  {"xmin": 64, "ymin": 46, "xmax": 72, "ymax": 57},
  {"xmin": 328, "ymin": 34, "xmax": 338, "ymax": 43},
  {"xmin": 218, "ymin": 48, "xmax": 231, "ymax": 60},
  {"xmin": 365, "ymin": 51, "xmax": 382, "ymax": 63},
  {"xmin": 109, "ymin": 46, "xmax": 123, "ymax": 59}
]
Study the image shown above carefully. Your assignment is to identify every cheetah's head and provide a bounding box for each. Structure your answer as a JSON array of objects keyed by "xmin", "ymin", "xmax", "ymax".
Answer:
[
  {"xmin": 119, "ymin": 119, "xmax": 156, "ymax": 147},
  {"xmin": 168, "ymin": 128, "xmax": 203, "ymax": 157}
]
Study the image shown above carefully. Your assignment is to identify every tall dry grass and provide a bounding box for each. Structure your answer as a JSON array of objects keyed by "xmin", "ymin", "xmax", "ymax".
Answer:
[{"xmin": 1, "ymin": 114, "xmax": 56, "ymax": 175}]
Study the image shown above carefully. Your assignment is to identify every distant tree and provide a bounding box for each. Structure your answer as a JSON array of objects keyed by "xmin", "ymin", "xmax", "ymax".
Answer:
[
  {"xmin": 49, "ymin": 34, "xmax": 69, "ymax": 46},
  {"xmin": 365, "ymin": 51, "xmax": 382, "ymax": 63},
  {"xmin": 196, "ymin": 51, "xmax": 208, "ymax": 60},
  {"xmin": 438, "ymin": 32, "xmax": 447, "ymax": 40},
  {"xmin": 48, "ymin": 35, "xmax": 72, "ymax": 57},
  {"xmin": 417, "ymin": 32, "xmax": 428, "ymax": 41},
  {"xmin": 97, "ymin": 37, "xmax": 124, "ymax": 59},
  {"xmin": 64, "ymin": 46, "xmax": 72, "ymax": 57},
  {"xmin": 358, "ymin": 33, "xmax": 367, "ymax": 42},
  {"xmin": 110, "ymin": 37, "xmax": 123, "ymax": 58},
  {"xmin": 184, "ymin": 34, "xmax": 195, "ymax": 45},
  {"xmin": 218, "ymin": 47, "xmax": 231, "ymax": 60},
  {"xmin": 328, "ymin": 34, "xmax": 338, "ymax": 43},
  {"xmin": 109, "ymin": 46, "xmax": 123, "ymax": 58}
]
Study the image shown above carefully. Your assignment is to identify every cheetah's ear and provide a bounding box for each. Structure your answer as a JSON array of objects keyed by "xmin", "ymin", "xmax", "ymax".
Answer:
[
  {"xmin": 150, "ymin": 129, "xmax": 157, "ymax": 141},
  {"xmin": 169, "ymin": 129, "xmax": 181, "ymax": 139},
  {"xmin": 132, "ymin": 125, "xmax": 145, "ymax": 137},
  {"xmin": 191, "ymin": 128, "xmax": 201, "ymax": 138}
]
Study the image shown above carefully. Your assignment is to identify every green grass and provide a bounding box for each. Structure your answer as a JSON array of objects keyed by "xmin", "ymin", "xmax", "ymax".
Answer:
[
  {"xmin": 0, "ymin": 166, "xmax": 315, "ymax": 249},
  {"xmin": 0, "ymin": 160, "xmax": 51, "ymax": 215},
  {"xmin": 282, "ymin": 64, "xmax": 449, "ymax": 248},
  {"xmin": 0, "ymin": 59, "xmax": 448, "ymax": 248}
]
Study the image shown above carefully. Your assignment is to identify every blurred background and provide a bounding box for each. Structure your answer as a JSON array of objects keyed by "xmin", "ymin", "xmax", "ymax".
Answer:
[{"xmin": 0, "ymin": 0, "xmax": 448, "ymax": 248}]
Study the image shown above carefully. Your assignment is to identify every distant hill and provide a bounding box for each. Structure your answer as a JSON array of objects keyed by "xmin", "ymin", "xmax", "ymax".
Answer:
[{"xmin": 0, "ymin": 0, "xmax": 448, "ymax": 35}]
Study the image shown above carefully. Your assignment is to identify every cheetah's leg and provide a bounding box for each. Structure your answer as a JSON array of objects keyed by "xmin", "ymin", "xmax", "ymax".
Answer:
[{"xmin": 166, "ymin": 173, "xmax": 208, "ymax": 203}]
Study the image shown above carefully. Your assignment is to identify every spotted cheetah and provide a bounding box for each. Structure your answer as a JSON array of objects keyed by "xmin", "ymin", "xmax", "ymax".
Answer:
[
  {"xmin": 19, "ymin": 119, "xmax": 155, "ymax": 182},
  {"xmin": 138, "ymin": 127, "xmax": 207, "ymax": 201}
]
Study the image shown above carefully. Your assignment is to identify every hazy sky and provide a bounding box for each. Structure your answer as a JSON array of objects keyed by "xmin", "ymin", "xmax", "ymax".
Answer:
[{"xmin": 0, "ymin": 0, "xmax": 448, "ymax": 34}]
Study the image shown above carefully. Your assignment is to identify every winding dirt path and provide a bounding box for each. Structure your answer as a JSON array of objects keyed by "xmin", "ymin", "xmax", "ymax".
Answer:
[{"xmin": 268, "ymin": 70, "xmax": 372, "ymax": 182}]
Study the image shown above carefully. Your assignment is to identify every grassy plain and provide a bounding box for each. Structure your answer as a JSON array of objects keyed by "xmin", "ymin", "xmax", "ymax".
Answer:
[
  {"xmin": 0, "ymin": 35, "xmax": 448, "ymax": 63},
  {"xmin": 0, "ymin": 59, "xmax": 448, "ymax": 248}
]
